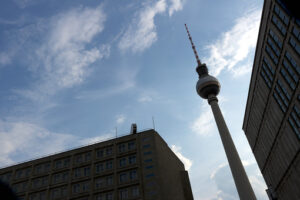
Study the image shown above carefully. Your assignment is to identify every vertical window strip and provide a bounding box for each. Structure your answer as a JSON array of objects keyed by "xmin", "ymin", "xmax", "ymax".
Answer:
[{"xmin": 277, "ymin": 79, "xmax": 291, "ymax": 100}]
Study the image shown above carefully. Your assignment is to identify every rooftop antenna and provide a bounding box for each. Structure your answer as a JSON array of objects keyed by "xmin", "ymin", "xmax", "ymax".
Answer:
[
  {"xmin": 152, "ymin": 116, "xmax": 156, "ymax": 130},
  {"xmin": 115, "ymin": 127, "xmax": 118, "ymax": 138},
  {"xmin": 185, "ymin": 24, "xmax": 201, "ymax": 66}
]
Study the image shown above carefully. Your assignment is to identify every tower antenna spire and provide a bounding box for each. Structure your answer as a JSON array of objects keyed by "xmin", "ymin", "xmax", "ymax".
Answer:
[{"xmin": 185, "ymin": 24, "xmax": 201, "ymax": 66}]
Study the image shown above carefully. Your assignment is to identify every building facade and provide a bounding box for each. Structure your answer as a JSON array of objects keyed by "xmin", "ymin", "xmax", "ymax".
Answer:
[
  {"xmin": 0, "ymin": 129, "xmax": 193, "ymax": 200},
  {"xmin": 243, "ymin": 0, "xmax": 300, "ymax": 199}
]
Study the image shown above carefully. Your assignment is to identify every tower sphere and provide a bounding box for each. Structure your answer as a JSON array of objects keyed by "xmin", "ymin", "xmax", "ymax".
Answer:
[{"xmin": 196, "ymin": 74, "xmax": 220, "ymax": 99}]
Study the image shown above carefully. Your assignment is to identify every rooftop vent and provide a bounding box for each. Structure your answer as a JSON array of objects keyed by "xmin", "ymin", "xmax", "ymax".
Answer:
[{"xmin": 130, "ymin": 123, "xmax": 137, "ymax": 134}]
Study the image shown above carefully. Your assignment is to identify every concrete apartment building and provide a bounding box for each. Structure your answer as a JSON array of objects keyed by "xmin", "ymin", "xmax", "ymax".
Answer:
[
  {"xmin": 0, "ymin": 128, "xmax": 193, "ymax": 200},
  {"xmin": 243, "ymin": 0, "xmax": 300, "ymax": 199}
]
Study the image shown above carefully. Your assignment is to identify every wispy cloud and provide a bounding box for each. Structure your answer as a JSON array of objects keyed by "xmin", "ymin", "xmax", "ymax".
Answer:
[
  {"xmin": 204, "ymin": 9, "xmax": 261, "ymax": 77},
  {"xmin": 4, "ymin": 5, "xmax": 109, "ymax": 102},
  {"xmin": 168, "ymin": 0, "xmax": 184, "ymax": 16},
  {"xmin": 119, "ymin": 0, "xmax": 167, "ymax": 53},
  {"xmin": 0, "ymin": 120, "xmax": 78, "ymax": 167},
  {"xmin": 79, "ymin": 133, "xmax": 114, "ymax": 145},
  {"xmin": 171, "ymin": 145, "xmax": 192, "ymax": 170},
  {"xmin": 191, "ymin": 101, "xmax": 216, "ymax": 136},
  {"xmin": 0, "ymin": 120, "xmax": 116, "ymax": 168},
  {"xmin": 37, "ymin": 5, "xmax": 109, "ymax": 90}
]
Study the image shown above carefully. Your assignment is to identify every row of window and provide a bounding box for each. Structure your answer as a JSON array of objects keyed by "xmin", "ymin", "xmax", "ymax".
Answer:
[
  {"xmin": 272, "ymin": 15, "xmax": 286, "ymax": 36},
  {"xmin": 269, "ymin": 29, "xmax": 283, "ymax": 48},
  {"xmin": 50, "ymin": 186, "xmax": 68, "ymax": 200},
  {"xmin": 266, "ymin": 45, "xmax": 279, "ymax": 65},
  {"xmin": 119, "ymin": 186, "xmax": 139, "ymax": 200},
  {"xmin": 95, "ymin": 175, "xmax": 113, "ymax": 189},
  {"xmin": 280, "ymin": 66, "xmax": 296, "ymax": 91},
  {"xmin": 273, "ymin": 80, "xmax": 290, "ymax": 113},
  {"xmin": 267, "ymin": 37, "xmax": 281, "ymax": 57},
  {"xmin": 119, "ymin": 154, "xmax": 136, "ymax": 168},
  {"xmin": 289, "ymin": 37, "xmax": 300, "ymax": 55},
  {"xmin": 273, "ymin": 4, "xmax": 289, "ymax": 26},
  {"xmin": 293, "ymin": 26, "xmax": 300, "ymax": 42},
  {"xmin": 285, "ymin": 52, "xmax": 299, "ymax": 74},
  {"xmin": 118, "ymin": 141, "xmax": 136, "ymax": 153},
  {"xmin": 72, "ymin": 181, "xmax": 90, "ymax": 194},
  {"xmin": 282, "ymin": 59, "xmax": 299, "ymax": 87},
  {"xmin": 261, "ymin": 68, "xmax": 272, "ymax": 88},
  {"xmin": 119, "ymin": 169, "xmax": 138, "ymax": 184},
  {"xmin": 288, "ymin": 105, "xmax": 300, "ymax": 139}
]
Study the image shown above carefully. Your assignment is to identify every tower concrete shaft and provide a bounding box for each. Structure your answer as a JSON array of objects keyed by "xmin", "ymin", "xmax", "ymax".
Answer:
[{"xmin": 208, "ymin": 95, "xmax": 256, "ymax": 200}]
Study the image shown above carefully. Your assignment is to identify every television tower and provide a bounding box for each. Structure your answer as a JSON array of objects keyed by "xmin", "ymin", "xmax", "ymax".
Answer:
[{"xmin": 185, "ymin": 24, "xmax": 257, "ymax": 200}]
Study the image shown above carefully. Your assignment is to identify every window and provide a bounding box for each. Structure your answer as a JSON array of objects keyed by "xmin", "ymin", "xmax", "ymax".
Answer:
[
  {"xmin": 63, "ymin": 158, "xmax": 70, "ymax": 167},
  {"xmin": 272, "ymin": 15, "xmax": 286, "ymax": 35},
  {"xmin": 119, "ymin": 173, "xmax": 127, "ymax": 183},
  {"xmin": 106, "ymin": 147, "xmax": 113, "ymax": 156},
  {"xmin": 265, "ymin": 45, "xmax": 278, "ymax": 64},
  {"xmin": 85, "ymin": 152, "xmax": 91, "ymax": 162},
  {"xmin": 119, "ymin": 144, "xmax": 126, "ymax": 153},
  {"xmin": 128, "ymin": 141, "xmax": 135, "ymax": 150},
  {"xmin": 72, "ymin": 184, "xmax": 80, "ymax": 194},
  {"xmin": 274, "ymin": 4, "xmax": 289, "ymax": 25},
  {"xmin": 146, "ymin": 173, "xmax": 155, "ymax": 178},
  {"xmin": 144, "ymin": 151, "xmax": 152, "ymax": 155},
  {"xmin": 97, "ymin": 149, "xmax": 104, "ymax": 158},
  {"xmin": 107, "ymin": 176, "xmax": 113, "ymax": 185},
  {"xmin": 128, "ymin": 155, "xmax": 136, "ymax": 164},
  {"xmin": 144, "ymin": 159, "xmax": 152, "ymax": 163},
  {"xmin": 289, "ymin": 105, "xmax": 300, "ymax": 139},
  {"xmin": 55, "ymin": 160, "xmax": 62, "ymax": 169},
  {"xmin": 289, "ymin": 37, "xmax": 300, "ymax": 55},
  {"xmin": 106, "ymin": 192, "xmax": 113, "ymax": 200},
  {"xmin": 132, "ymin": 187, "xmax": 139, "ymax": 197},
  {"xmin": 84, "ymin": 166, "xmax": 90, "ymax": 176},
  {"xmin": 96, "ymin": 163, "xmax": 104, "ymax": 173},
  {"xmin": 267, "ymin": 38, "xmax": 280, "ymax": 56},
  {"xmin": 82, "ymin": 182, "xmax": 90, "ymax": 192},
  {"xmin": 130, "ymin": 170, "xmax": 137, "ymax": 180},
  {"xmin": 292, "ymin": 26, "xmax": 300, "ymax": 41},
  {"xmin": 142, "ymin": 137, "xmax": 151, "ymax": 142},
  {"xmin": 145, "ymin": 165, "xmax": 153, "ymax": 169},
  {"xmin": 119, "ymin": 158, "xmax": 126, "ymax": 167},
  {"xmin": 106, "ymin": 160, "xmax": 113, "ymax": 170},
  {"xmin": 0, "ymin": 172, "xmax": 12, "ymax": 183},
  {"xmin": 74, "ymin": 168, "xmax": 81, "ymax": 178},
  {"xmin": 269, "ymin": 29, "xmax": 282, "ymax": 48},
  {"xmin": 119, "ymin": 189, "xmax": 128, "ymax": 200},
  {"xmin": 95, "ymin": 178, "xmax": 105, "ymax": 189}
]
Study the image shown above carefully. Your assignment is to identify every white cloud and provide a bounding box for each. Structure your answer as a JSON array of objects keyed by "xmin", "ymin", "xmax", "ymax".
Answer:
[
  {"xmin": 191, "ymin": 103, "xmax": 216, "ymax": 136},
  {"xmin": 171, "ymin": 145, "xmax": 192, "ymax": 170},
  {"xmin": 204, "ymin": 9, "xmax": 261, "ymax": 77},
  {"xmin": 6, "ymin": 5, "xmax": 109, "ymax": 102},
  {"xmin": 118, "ymin": 0, "xmax": 167, "ymax": 53},
  {"xmin": 0, "ymin": 120, "xmax": 78, "ymax": 167},
  {"xmin": 116, "ymin": 115, "xmax": 126, "ymax": 124},
  {"xmin": 38, "ymin": 5, "xmax": 108, "ymax": 90},
  {"xmin": 79, "ymin": 133, "xmax": 114, "ymax": 145},
  {"xmin": 0, "ymin": 120, "xmax": 117, "ymax": 168},
  {"xmin": 168, "ymin": 0, "xmax": 184, "ymax": 16}
]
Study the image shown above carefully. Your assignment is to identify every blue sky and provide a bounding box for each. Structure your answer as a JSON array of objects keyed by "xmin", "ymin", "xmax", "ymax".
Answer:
[{"xmin": 0, "ymin": 0, "xmax": 268, "ymax": 199}]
